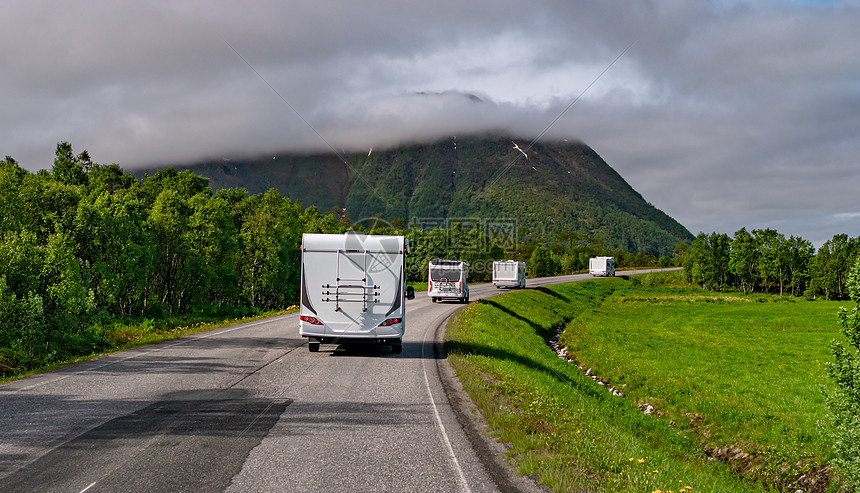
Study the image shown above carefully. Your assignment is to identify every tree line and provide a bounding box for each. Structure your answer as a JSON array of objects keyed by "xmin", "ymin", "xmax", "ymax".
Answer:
[
  {"xmin": 682, "ymin": 229, "xmax": 859, "ymax": 299},
  {"xmin": 1, "ymin": 144, "xmax": 351, "ymax": 369}
]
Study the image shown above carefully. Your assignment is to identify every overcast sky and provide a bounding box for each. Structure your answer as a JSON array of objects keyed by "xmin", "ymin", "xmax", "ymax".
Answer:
[{"xmin": 2, "ymin": 1, "xmax": 859, "ymax": 246}]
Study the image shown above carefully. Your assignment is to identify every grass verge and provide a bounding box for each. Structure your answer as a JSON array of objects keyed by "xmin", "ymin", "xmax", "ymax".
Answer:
[
  {"xmin": 1, "ymin": 305, "xmax": 298, "ymax": 384},
  {"xmin": 445, "ymin": 274, "xmax": 842, "ymax": 492}
]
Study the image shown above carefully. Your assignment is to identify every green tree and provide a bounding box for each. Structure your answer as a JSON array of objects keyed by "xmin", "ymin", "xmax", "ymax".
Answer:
[
  {"xmin": 0, "ymin": 275, "xmax": 18, "ymax": 359},
  {"xmin": 215, "ymin": 188, "xmax": 253, "ymax": 238},
  {"xmin": 753, "ymin": 229, "xmax": 785, "ymax": 295},
  {"xmin": 0, "ymin": 230, "xmax": 44, "ymax": 298},
  {"xmin": 685, "ymin": 233, "xmax": 709, "ymax": 288},
  {"xmin": 0, "ymin": 157, "xmax": 27, "ymax": 234},
  {"xmin": 813, "ymin": 242, "xmax": 835, "ymax": 299},
  {"xmin": 14, "ymin": 168, "xmax": 83, "ymax": 244},
  {"xmin": 87, "ymin": 163, "xmax": 136, "ymax": 194},
  {"xmin": 239, "ymin": 190, "xmax": 301, "ymax": 308},
  {"xmin": 186, "ymin": 193, "xmax": 240, "ymax": 307},
  {"xmin": 136, "ymin": 167, "xmax": 211, "ymax": 208},
  {"xmin": 709, "ymin": 232, "xmax": 731, "ymax": 290},
  {"xmin": 730, "ymin": 228, "xmax": 758, "ymax": 294},
  {"xmin": 812, "ymin": 235, "xmax": 858, "ymax": 300},
  {"xmin": 148, "ymin": 189, "xmax": 192, "ymax": 313},
  {"xmin": 12, "ymin": 292, "xmax": 48, "ymax": 365},
  {"xmin": 785, "ymin": 235, "xmax": 814, "ymax": 297},
  {"xmin": 51, "ymin": 142, "xmax": 89, "ymax": 187},
  {"xmin": 73, "ymin": 191, "xmax": 152, "ymax": 316},
  {"xmin": 825, "ymin": 258, "xmax": 860, "ymax": 489},
  {"xmin": 41, "ymin": 230, "xmax": 94, "ymax": 357},
  {"xmin": 528, "ymin": 246, "xmax": 559, "ymax": 278},
  {"xmin": 302, "ymin": 206, "xmax": 345, "ymax": 235},
  {"xmin": 106, "ymin": 192, "xmax": 153, "ymax": 317},
  {"xmin": 685, "ymin": 232, "xmax": 729, "ymax": 290},
  {"xmin": 15, "ymin": 170, "xmax": 50, "ymax": 239},
  {"xmin": 673, "ymin": 241, "xmax": 691, "ymax": 267}
]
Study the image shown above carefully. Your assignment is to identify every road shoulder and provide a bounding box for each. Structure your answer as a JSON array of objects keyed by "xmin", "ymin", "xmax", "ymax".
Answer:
[{"xmin": 434, "ymin": 312, "xmax": 549, "ymax": 493}]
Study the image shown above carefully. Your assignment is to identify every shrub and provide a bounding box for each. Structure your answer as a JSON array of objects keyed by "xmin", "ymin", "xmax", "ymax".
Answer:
[{"xmin": 825, "ymin": 258, "xmax": 860, "ymax": 489}]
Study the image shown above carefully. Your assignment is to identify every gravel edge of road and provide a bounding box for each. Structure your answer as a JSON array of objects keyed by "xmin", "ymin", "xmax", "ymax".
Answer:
[{"xmin": 434, "ymin": 312, "xmax": 550, "ymax": 493}]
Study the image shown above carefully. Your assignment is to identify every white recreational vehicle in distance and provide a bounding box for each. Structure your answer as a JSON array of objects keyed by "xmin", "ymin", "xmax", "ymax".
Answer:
[
  {"xmin": 493, "ymin": 260, "xmax": 526, "ymax": 289},
  {"xmin": 299, "ymin": 232, "xmax": 415, "ymax": 353},
  {"xmin": 589, "ymin": 256, "xmax": 615, "ymax": 277},
  {"xmin": 428, "ymin": 259, "xmax": 469, "ymax": 303}
]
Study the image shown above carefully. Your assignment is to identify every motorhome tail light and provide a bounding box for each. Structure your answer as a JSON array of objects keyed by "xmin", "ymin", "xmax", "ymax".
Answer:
[
  {"xmin": 377, "ymin": 317, "xmax": 402, "ymax": 327},
  {"xmin": 300, "ymin": 315, "xmax": 323, "ymax": 325}
]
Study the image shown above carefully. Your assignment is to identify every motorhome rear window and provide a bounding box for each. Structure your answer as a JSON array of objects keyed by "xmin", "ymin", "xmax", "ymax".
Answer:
[{"xmin": 430, "ymin": 268, "xmax": 463, "ymax": 281}]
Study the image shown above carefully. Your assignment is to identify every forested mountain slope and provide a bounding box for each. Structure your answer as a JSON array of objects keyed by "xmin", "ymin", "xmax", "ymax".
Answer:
[{"xmin": 150, "ymin": 135, "xmax": 692, "ymax": 255}]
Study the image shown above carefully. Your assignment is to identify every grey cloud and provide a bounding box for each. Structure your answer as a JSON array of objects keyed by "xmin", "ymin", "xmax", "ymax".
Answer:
[{"xmin": 2, "ymin": 1, "xmax": 859, "ymax": 246}]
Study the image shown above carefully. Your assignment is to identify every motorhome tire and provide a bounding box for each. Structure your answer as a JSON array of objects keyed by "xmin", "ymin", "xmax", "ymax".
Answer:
[
  {"xmin": 308, "ymin": 342, "xmax": 320, "ymax": 352},
  {"xmin": 391, "ymin": 343, "xmax": 402, "ymax": 354}
]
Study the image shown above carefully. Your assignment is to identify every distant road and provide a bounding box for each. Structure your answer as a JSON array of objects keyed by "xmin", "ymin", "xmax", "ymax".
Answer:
[{"xmin": 0, "ymin": 269, "xmax": 671, "ymax": 492}]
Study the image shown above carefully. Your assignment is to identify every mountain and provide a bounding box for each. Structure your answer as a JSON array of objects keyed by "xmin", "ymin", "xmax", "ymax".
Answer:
[{"xmin": 142, "ymin": 135, "xmax": 692, "ymax": 255}]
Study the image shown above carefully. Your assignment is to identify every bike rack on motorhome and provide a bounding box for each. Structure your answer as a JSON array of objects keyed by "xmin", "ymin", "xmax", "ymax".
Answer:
[
  {"xmin": 300, "ymin": 232, "xmax": 414, "ymax": 353},
  {"xmin": 427, "ymin": 258, "xmax": 469, "ymax": 303}
]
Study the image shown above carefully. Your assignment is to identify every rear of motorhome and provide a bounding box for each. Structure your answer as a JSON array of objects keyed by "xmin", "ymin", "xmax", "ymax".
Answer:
[
  {"xmin": 299, "ymin": 232, "xmax": 414, "ymax": 353},
  {"xmin": 427, "ymin": 259, "xmax": 469, "ymax": 303},
  {"xmin": 589, "ymin": 256, "xmax": 615, "ymax": 277},
  {"xmin": 493, "ymin": 260, "xmax": 526, "ymax": 288}
]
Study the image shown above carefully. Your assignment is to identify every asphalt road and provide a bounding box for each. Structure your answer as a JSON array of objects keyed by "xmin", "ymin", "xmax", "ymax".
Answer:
[{"xmin": 0, "ymin": 270, "xmax": 662, "ymax": 492}]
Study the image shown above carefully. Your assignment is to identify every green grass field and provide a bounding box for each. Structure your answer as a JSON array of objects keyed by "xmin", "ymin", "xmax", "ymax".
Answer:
[{"xmin": 445, "ymin": 273, "xmax": 844, "ymax": 492}]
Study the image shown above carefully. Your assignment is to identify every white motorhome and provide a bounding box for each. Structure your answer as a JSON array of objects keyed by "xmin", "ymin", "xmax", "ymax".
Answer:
[
  {"xmin": 299, "ymin": 232, "xmax": 414, "ymax": 353},
  {"xmin": 589, "ymin": 256, "xmax": 616, "ymax": 277},
  {"xmin": 493, "ymin": 260, "xmax": 526, "ymax": 289},
  {"xmin": 428, "ymin": 259, "xmax": 469, "ymax": 303}
]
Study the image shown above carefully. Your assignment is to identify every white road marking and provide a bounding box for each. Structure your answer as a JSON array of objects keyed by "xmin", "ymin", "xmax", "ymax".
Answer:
[{"xmin": 422, "ymin": 316, "xmax": 471, "ymax": 493}]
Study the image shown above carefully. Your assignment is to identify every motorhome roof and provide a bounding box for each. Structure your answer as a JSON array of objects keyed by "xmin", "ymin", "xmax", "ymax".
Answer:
[
  {"xmin": 302, "ymin": 233, "xmax": 407, "ymax": 253},
  {"xmin": 430, "ymin": 259, "xmax": 467, "ymax": 266}
]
